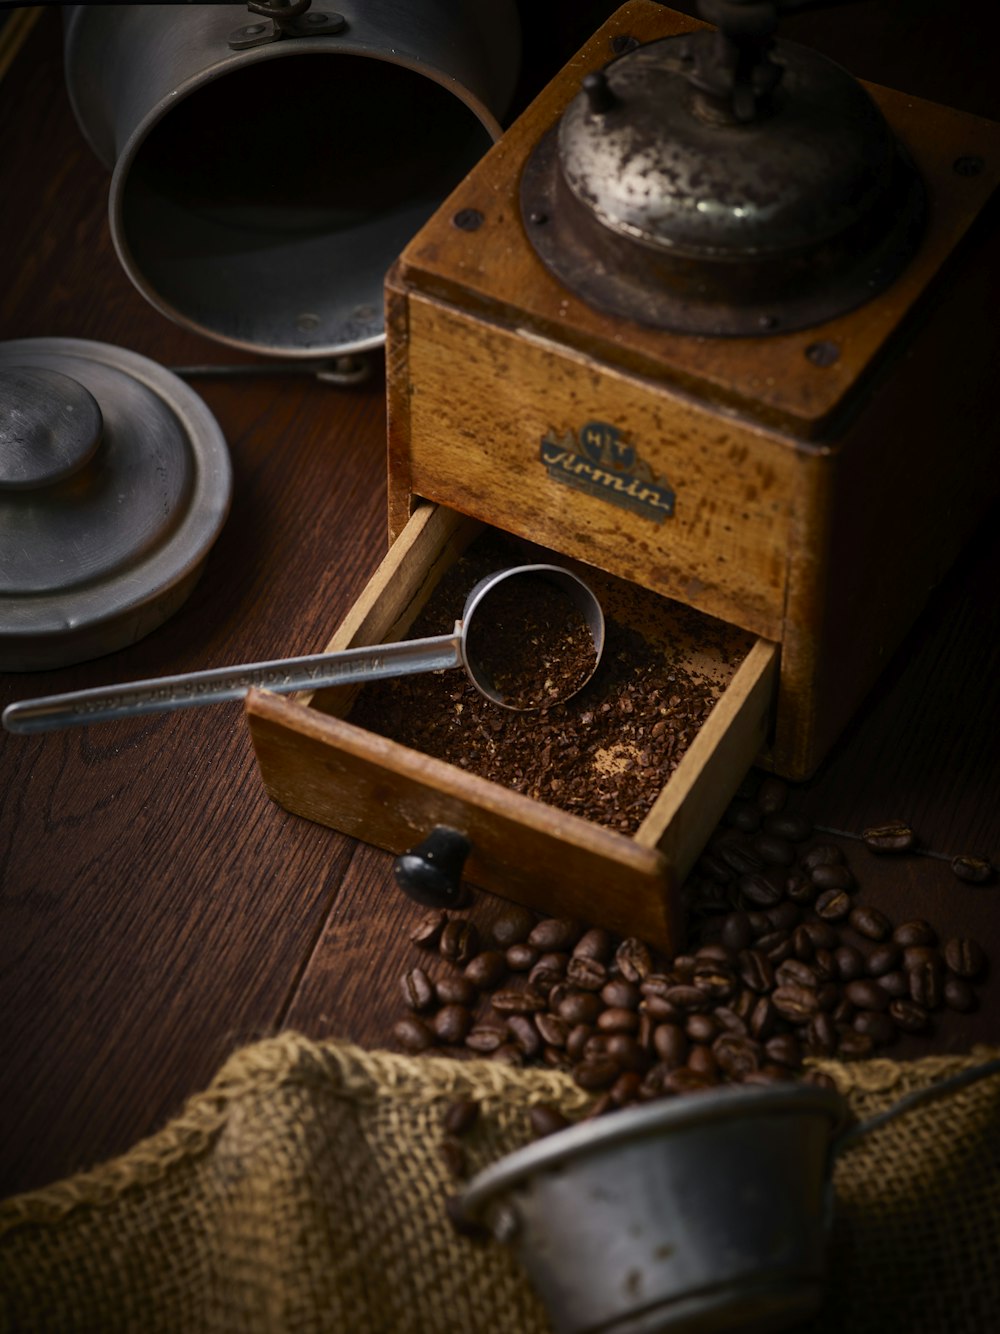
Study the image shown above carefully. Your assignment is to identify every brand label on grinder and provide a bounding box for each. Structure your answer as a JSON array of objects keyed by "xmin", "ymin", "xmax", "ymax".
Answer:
[{"xmin": 539, "ymin": 421, "xmax": 675, "ymax": 523}]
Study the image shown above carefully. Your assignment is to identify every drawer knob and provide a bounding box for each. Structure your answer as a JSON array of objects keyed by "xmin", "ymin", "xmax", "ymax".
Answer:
[{"xmin": 394, "ymin": 826, "xmax": 471, "ymax": 908}]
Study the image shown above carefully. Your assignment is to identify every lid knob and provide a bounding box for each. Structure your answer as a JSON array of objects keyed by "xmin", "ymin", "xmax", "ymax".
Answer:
[{"xmin": 0, "ymin": 366, "xmax": 103, "ymax": 490}]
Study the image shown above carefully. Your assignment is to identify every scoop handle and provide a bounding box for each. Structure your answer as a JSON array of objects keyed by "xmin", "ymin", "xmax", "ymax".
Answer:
[{"xmin": 2, "ymin": 630, "xmax": 463, "ymax": 734}]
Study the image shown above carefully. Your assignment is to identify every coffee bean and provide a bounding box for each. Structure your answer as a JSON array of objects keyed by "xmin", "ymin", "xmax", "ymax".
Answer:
[
  {"xmin": 712, "ymin": 1006, "xmax": 748, "ymax": 1036},
  {"xmin": 756, "ymin": 930, "xmax": 795, "ymax": 965},
  {"xmin": 664, "ymin": 1067, "xmax": 716, "ymax": 1095},
  {"xmin": 888, "ymin": 999, "xmax": 928, "ymax": 1033},
  {"xmin": 845, "ymin": 979, "xmax": 890, "ymax": 1012},
  {"xmin": 433, "ymin": 1005, "xmax": 472, "ymax": 1045},
  {"xmin": 528, "ymin": 918, "xmax": 581, "ymax": 952},
  {"xmin": 902, "ymin": 945, "xmax": 940, "ymax": 971},
  {"xmin": 686, "ymin": 1044, "xmax": 719, "ymax": 1079},
  {"xmin": 893, "ymin": 920, "xmax": 937, "ymax": 947},
  {"xmin": 790, "ymin": 926, "xmax": 815, "ymax": 962},
  {"xmin": 559, "ymin": 990, "xmax": 602, "ymax": 1025},
  {"xmin": 440, "ymin": 919, "xmax": 478, "ymax": 965},
  {"xmin": 877, "ymin": 970, "xmax": 910, "ymax": 999},
  {"xmin": 697, "ymin": 852, "xmax": 734, "ymax": 885},
  {"xmin": 410, "ymin": 909, "xmax": 448, "ymax": 949},
  {"xmin": 601, "ymin": 979, "xmax": 641, "ymax": 1009},
  {"xmin": 535, "ymin": 951, "xmax": 569, "ymax": 976},
  {"xmin": 716, "ymin": 838, "xmax": 765, "ymax": 877},
  {"xmin": 529, "ymin": 1105, "xmax": 570, "ymax": 1137},
  {"xmin": 943, "ymin": 976, "xmax": 977, "ymax": 1012},
  {"xmin": 712, "ymin": 1034, "xmax": 762, "ymax": 1078},
  {"xmin": 739, "ymin": 871, "xmax": 785, "ymax": 907},
  {"xmin": 720, "ymin": 912, "xmax": 755, "ymax": 950},
  {"xmin": 664, "ymin": 984, "xmax": 711, "ymax": 1012},
  {"xmin": 401, "ymin": 967, "xmax": 435, "ymax": 1011},
  {"xmin": 581, "ymin": 1092, "xmax": 616, "ymax": 1120},
  {"xmin": 909, "ymin": 959, "xmax": 944, "ymax": 1010},
  {"xmin": 534, "ymin": 1013, "xmax": 569, "ymax": 1048},
  {"xmin": 491, "ymin": 1044, "xmax": 524, "ymax": 1067},
  {"xmin": 610, "ymin": 1071, "xmax": 643, "ymax": 1106},
  {"xmin": 465, "ymin": 1024, "xmax": 507, "ymax": 1053},
  {"xmin": 566, "ymin": 956, "xmax": 608, "ymax": 991},
  {"xmin": 853, "ymin": 1011, "xmax": 896, "ymax": 1044},
  {"xmin": 849, "ymin": 906, "xmax": 892, "ymax": 941},
  {"xmin": 692, "ymin": 963, "xmax": 737, "ymax": 1002},
  {"xmin": 393, "ymin": 1017, "xmax": 437, "ymax": 1052},
  {"xmin": 528, "ymin": 964, "xmax": 564, "ymax": 995},
  {"xmin": 834, "ymin": 945, "xmax": 865, "ymax": 982},
  {"xmin": 573, "ymin": 928, "xmax": 614, "ymax": 963},
  {"xmin": 616, "ymin": 938, "xmax": 653, "ymax": 982},
  {"xmin": 597, "ymin": 1007, "xmax": 639, "ymax": 1034},
  {"xmin": 436, "ymin": 976, "xmax": 479, "ymax": 1008},
  {"xmin": 811, "ymin": 863, "xmax": 856, "ymax": 892},
  {"xmin": 443, "ymin": 1099, "xmax": 480, "ymax": 1137},
  {"xmin": 813, "ymin": 949, "xmax": 838, "ymax": 983},
  {"xmin": 831, "ymin": 997, "xmax": 855, "ymax": 1026},
  {"xmin": 785, "ymin": 871, "xmax": 816, "ymax": 904},
  {"xmin": 806, "ymin": 1013, "xmax": 837, "ymax": 1056},
  {"xmin": 747, "ymin": 911, "xmax": 773, "ymax": 937},
  {"xmin": 491, "ymin": 906, "xmax": 536, "ymax": 948},
  {"xmin": 508, "ymin": 1014, "xmax": 543, "ymax": 1058},
  {"xmin": 755, "ymin": 776, "xmax": 788, "ymax": 814},
  {"xmin": 548, "ymin": 982, "xmax": 570, "ymax": 1012},
  {"xmin": 738, "ymin": 949, "xmax": 775, "ymax": 993},
  {"xmin": 606, "ymin": 1034, "xmax": 647, "ymax": 1071},
  {"xmin": 803, "ymin": 922, "xmax": 840, "ymax": 950},
  {"xmin": 837, "ymin": 1031, "xmax": 875, "ymax": 1059},
  {"xmin": 763, "ymin": 812, "xmax": 813, "ymax": 842},
  {"xmin": 574, "ymin": 1057, "xmax": 620, "ymax": 1090},
  {"xmin": 950, "ymin": 854, "xmax": 994, "ymax": 884},
  {"xmin": 772, "ymin": 984, "xmax": 820, "ymax": 1022},
  {"xmin": 866, "ymin": 944, "xmax": 902, "ymax": 977},
  {"xmin": 944, "ymin": 938, "xmax": 987, "ymax": 979},
  {"xmin": 815, "ymin": 888, "xmax": 852, "ymax": 921},
  {"xmin": 506, "ymin": 943, "xmax": 539, "ymax": 972},
  {"xmin": 685, "ymin": 1013, "xmax": 721, "ymax": 1044},
  {"xmin": 642, "ymin": 993, "xmax": 682, "ymax": 1022},
  {"xmin": 464, "ymin": 950, "xmax": 506, "ymax": 990},
  {"xmin": 583, "ymin": 1033, "xmax": 611, "ymax": 1061},
  {"xmin": 776, "ymin": 958, "xmax": 818, "ymax": 989},
  {"xmin": 764, "ymin": 1034, "xmax": 802, "ymax": 1069},
  {"xmin": 749, "ymin": 996, "xmax": 777, "ymax": 1040},
  {"xmin": 566, "ymin": 1023, "xmax": 592, "ymax": 1061},
  {"xmin": 862, "ymin": 821, "xmax": 916, "ymax": 853},
  {"xmin": 492, "ymin": 989, "xmax": 546, "ymax": 1015},
  {"xmin": 653, "ymin": 1023, "xmax": 688, "ymax": 1067}
]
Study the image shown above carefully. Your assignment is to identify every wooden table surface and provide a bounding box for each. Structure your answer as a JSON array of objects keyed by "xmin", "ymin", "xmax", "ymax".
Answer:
[{"xmin": 1, "ymin": 4, "xmax": 998, "ymax": 1202}]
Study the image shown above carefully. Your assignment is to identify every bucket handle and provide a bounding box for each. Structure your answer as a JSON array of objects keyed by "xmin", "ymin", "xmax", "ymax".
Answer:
[{"xmin": 831, "ymin": 1054, "xmax": 1000, "ymax": 1157}]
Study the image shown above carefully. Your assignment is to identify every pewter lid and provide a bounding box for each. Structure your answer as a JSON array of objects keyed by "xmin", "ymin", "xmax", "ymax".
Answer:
[
  {"xmin": 0, "ymin": 338, "xmax": 231, "ymax": 670},
  {"xmin": 521, "ymin": 27, "xmax": 926, "ymax": 336}
]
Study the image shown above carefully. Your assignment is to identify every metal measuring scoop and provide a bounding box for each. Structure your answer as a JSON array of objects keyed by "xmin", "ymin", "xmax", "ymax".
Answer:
[{"xmin": 2, "ymin": 563, "xmax": 605, "ymax": 735}]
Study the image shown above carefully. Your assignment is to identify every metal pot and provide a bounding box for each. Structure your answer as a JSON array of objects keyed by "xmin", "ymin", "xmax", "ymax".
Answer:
[
  {"xmin": 461, "ymin": 1059, "xmax": 1000, "ymax": 1334},
  {"xmin": 63, "ymin": 2, "xmax": 520, "ymax": 360}
]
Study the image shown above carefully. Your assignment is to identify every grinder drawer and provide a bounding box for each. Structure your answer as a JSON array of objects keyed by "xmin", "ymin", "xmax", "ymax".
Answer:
[{"xmin": 247, "ymin": 503, "xmax": 777, "ymax": 949}]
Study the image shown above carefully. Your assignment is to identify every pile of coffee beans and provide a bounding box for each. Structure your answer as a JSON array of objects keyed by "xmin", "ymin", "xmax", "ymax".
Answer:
[
  {"xmin": 393, "ymin": 776, "xmax": 991, "ymax": 1134},
  {"xmin": 349, "ymin": 537, "xmax": 721, "ymax": 832}
]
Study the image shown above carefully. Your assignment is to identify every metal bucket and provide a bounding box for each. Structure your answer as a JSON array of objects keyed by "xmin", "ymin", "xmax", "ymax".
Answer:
[
  {"xmin": 63, "ymin": 2, "xmax": 520, "ymax": 359},
  {"xmin": 461, "ymin": 1060, "xmax": 1000, "ymax": 1334}
]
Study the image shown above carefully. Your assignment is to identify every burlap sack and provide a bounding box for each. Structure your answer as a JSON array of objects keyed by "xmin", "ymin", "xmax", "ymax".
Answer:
[{"xmin": 1, "ymin": 1035, "xmax": 997, "ymax": 1333}]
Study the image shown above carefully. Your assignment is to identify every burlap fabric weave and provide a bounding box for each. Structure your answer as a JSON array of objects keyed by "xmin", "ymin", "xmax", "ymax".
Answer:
[{"xmin": 1, "ymin": 1035, "xmax": 997, "ymax": 1333}]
